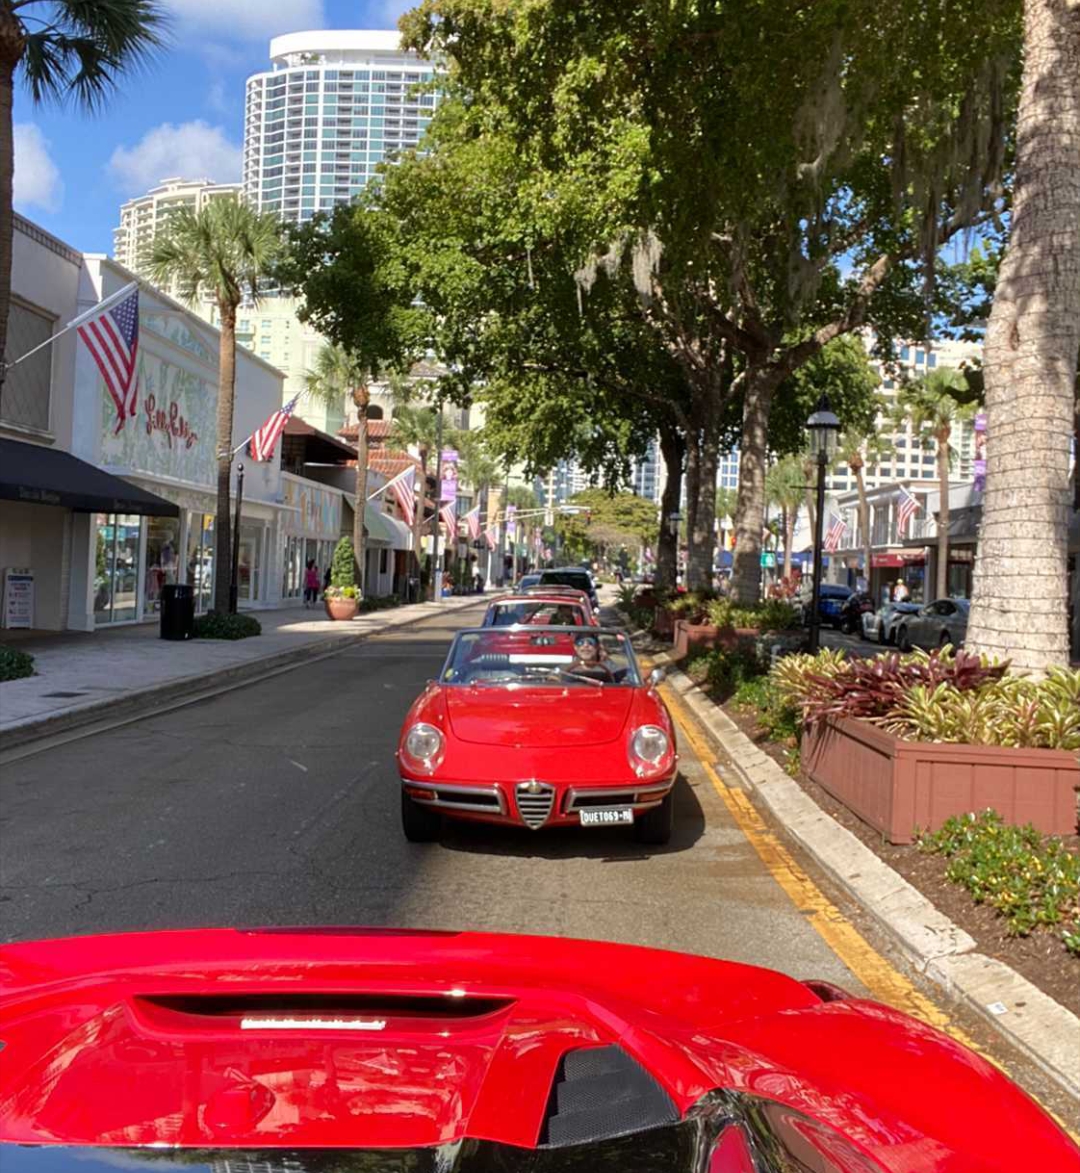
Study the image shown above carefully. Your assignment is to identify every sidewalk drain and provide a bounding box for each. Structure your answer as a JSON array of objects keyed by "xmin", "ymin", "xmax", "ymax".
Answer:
[{"xmin": 41, "ymin": 691, "xmax": 87, "ymax": 698}]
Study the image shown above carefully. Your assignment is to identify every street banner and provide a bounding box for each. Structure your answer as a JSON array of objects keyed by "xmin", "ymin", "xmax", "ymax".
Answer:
[
  {"xmin": 439, "ymin": 448, "xmax": 459, "ymax": 506},
  {"xmin": 973, "ymin": 412, "xmax": 987, "ymax": 492}
]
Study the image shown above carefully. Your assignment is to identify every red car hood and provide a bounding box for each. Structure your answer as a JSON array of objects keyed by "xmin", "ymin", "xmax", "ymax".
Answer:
[
  {"xmin": 1, "ymin": 929, "xmax": 1075, "ymax": 1172},
  {"xmin": 444, "ymin": 686, "xmax": 632, "ymax": 747}
]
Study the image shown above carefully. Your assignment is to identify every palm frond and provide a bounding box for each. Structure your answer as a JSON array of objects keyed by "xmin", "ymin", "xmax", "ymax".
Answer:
[{"xmin": 18, "ymin": 1, "xmax": 169, "ymax": 112}]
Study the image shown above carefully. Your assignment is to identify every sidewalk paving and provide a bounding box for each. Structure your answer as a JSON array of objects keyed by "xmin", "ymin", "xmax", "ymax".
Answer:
[{"xmin": 0, "ymin": 597, "xmax": 483, "ymax": 750}]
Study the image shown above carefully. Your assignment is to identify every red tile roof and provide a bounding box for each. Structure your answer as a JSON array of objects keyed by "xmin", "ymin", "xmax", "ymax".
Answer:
[{"xmin": 338, "ymin": 419, "xmax": 393, "ymax": 443}]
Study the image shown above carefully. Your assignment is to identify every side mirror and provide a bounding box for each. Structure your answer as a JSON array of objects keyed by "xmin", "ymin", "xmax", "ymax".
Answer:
[{"xmin": 649, "ymin": 667, "xmax": 666, "ymax": 687}]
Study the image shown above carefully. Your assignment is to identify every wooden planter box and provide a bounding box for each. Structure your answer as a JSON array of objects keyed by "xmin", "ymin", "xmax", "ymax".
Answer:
[
  {"xmin": 802, "ymin": 716, "xmax": 1080, "ymax": 844},
  {"xmin": 673, "ymin": 622, "xmax": 761, "ymax": 660}
]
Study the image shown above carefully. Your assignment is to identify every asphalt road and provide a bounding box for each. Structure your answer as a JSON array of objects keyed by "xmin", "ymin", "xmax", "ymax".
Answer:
[{"xmin": 0, "ymin": 598, "xmax": 1073, "ymax": 1123}]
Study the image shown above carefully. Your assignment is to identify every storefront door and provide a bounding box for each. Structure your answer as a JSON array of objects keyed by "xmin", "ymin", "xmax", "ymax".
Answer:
[{"xmin": 94, "ymin": 514, "xmax": 143, "ymax": 625}]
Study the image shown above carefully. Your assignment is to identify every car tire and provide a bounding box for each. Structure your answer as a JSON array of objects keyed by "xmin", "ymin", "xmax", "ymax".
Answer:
[
  {"xmin": 635, "ymin": 791, "xmax": 673, "ymax": 846},
  {"xmin": 401, "ymin": 791, "xmax": 442, "ymax": 842},
  {"xmin": 897, "ymin": 625, "xmax": 912, "ymax": 653},
  {"xmin": 878, "ymin": 625, "xmax": 889, "ymax": 646},
  {"xmin": 938, "ymin": 630, "xmax": 953, "ymax": 650}
]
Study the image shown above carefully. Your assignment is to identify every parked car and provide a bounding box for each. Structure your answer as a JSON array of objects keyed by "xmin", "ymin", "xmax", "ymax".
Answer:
[
  {"xmin": 797, "ymin": 582, "xmax": 852, "ymax": 629},
  {"xmin": 863, "ymin": 600, "xmax": 922, "ymax": 645},
  {"xmin": 397, "ymin": 626, "xmax": 677, "ymax": 844},
  {"xmin": 3, "ymin": 928, "xmax": 1075, "ymax": 1169},
  {"xmin": 896, "ymin": 597, "xmax": 970, "ymax": 651},
  {"xmin": 538, "ymin": 565, "xmax": 601, "ymax": 610},
  {"xmin": 514, "ymin": 572, "xmax": 542, "ymax": 591},
  {"xmin": 838, "ymin": 590, "xmax": 875, "ymax": 634},
  {"xmin": 482, "ymin": 593, "xmax": 598, "ymax": 627}
]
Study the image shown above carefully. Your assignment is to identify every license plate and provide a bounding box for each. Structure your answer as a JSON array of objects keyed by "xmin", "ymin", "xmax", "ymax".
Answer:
[{"xmin": 579, "ymin": 807, "xmax": 634, "ymax": 826}]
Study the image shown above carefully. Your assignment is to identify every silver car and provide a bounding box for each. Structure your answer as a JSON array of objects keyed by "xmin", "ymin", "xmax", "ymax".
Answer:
[
  {"xmin": 862, "ymin": 601, "xmax": 921, "ymax": 645},
  {"xmin": 896, "ymin": 598, "xmax": 970, "ymax": 652}
]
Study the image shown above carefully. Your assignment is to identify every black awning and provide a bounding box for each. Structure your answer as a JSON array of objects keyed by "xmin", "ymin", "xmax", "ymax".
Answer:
[{"xmin": 0, "ymin": 438, "xmax": 179, "ymax": 517}]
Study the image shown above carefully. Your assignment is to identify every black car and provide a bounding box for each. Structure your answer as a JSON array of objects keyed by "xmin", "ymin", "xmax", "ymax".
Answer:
[
  {"xmin": 538, "ymin": 566, "xmax": 600, "ymax": 610},
  {"xmin": 839, "ymin": 590, "xmax": 875, "ymax": 635}
]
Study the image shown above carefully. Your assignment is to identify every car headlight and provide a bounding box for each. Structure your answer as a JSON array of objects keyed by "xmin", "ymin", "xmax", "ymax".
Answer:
[
  {"xmin": 404, "ymin": 722, "xmax": 444, "ymax": 770},
  {"xmin": 629, "ymin": 725, "xmax": 669, "ymax": 770}
]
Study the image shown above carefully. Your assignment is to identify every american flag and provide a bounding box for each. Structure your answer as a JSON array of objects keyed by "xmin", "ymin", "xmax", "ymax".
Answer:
[
  {"xmin": 464, "ymin": 504, "xmax": 481, "ymax": 541},
  {"xmin": 248, "ymin": 394, "xmax": 300, "ymax": 462},
  {"xmin": 896, "ymin": 486, "xmax": 920, "ymax": 535},
  {"xmin": 484, "ymin": 523, "xmax": 498, "ymax": 550},
  {"xmin": 823, "ymin": 512, "xmax": 848, "ymax": 553},
  {"xmin": 77, "ymin": 285, "xmax": 139, "ymax": 434},
  {"xmin": 389, "ymin": 466, "xmax": 416, "ymax": 527},
  {"xmin": 439, "ymin": 500, "xmax": 456, "ymax": 534}
]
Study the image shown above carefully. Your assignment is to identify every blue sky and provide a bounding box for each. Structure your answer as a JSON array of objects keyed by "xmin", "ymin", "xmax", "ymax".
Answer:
[{"xmin": 12, "ymin": 1, "xmax": 415, "ymax": 255}]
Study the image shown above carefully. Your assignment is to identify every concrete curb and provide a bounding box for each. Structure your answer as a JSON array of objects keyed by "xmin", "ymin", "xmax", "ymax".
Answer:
[
  {"xmin": 0, "ymin": 597, "xmax": 481, "ymax": 754},
  {"xmin": 651, "ymin": 649, "xmax": 1080, "ymax": 1104}
]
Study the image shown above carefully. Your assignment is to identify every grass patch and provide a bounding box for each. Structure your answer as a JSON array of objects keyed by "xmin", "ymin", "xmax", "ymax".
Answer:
[{"xmin": 193, "ymin": 611, "xmax": 262, "ymax": 640}]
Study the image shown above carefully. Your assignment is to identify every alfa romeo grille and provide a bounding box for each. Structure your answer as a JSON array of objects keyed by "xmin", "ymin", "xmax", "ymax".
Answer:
[{"xmin": 516, "ymin": 782, "xmax": 556, "ymax": 829}]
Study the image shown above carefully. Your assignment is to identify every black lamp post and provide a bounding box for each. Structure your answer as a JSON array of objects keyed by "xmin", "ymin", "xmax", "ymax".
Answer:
[{"xmin": 806, "ymin": 395, "xmax": 841, "ymax": 652}]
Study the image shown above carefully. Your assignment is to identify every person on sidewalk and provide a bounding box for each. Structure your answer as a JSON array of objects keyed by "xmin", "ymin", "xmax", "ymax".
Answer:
[
  {"xmin": 303, "ymin": 560, "xmax": 320, "ymax": 608},
  {"xmin": 893, "ymin": 579, "xmax": 910, "ymax": 603}
]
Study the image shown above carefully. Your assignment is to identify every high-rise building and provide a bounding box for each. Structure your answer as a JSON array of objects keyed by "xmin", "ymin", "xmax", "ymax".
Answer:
[
  {"xmin": 243, "ymin": 30, "xmax": 439, "ymax": 224},
  {"xmin": 112, "ymin": 177, "xmax": 240, "ymax": 295}
]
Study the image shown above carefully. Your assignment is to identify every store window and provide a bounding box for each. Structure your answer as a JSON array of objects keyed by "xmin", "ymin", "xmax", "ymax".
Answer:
[
  {"xmin": 94, "ymin": 514, "xmax": 143, "ymax": 625},
  {"xmin": 144, "ymin": 517, "xmax": 181, "ymax": 615},
  {"xmin": 283, "ymin": 535, "xmax": 303, "ymax": 599},
  {"xmin": 186, "ymin": 513, "xmax": 215, "ymax": 613},
  {"xmin": 238, "ymin": 522, "xmax": 262, "ymax": 602}
]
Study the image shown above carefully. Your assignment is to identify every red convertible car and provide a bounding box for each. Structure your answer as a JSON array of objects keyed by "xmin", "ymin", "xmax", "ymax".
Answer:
[
  {"xmin": 397, "ymin": 626, "xmax": 677, "ymax": 844},
  {"xmin": 481, "ymin": 592, "xmax": 598, "ymax": 627},
  {"xmin": 1, "ymin": 927, "xmax": 1075, "ymax": 1171}
]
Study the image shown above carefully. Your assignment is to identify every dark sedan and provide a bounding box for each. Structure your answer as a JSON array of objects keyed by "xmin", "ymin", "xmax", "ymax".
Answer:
[{"xmin": 798, "ymin": 583, "xmax": 852, "ymax": 629}]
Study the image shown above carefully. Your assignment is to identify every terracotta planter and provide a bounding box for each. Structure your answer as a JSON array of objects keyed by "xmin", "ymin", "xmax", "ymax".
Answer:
[
  {"xmin": 674, "ymin": 621, "xmax": 721, "ymax": 659},
  {"xmin": 802, "ymin": 716, "xmax": 1080, "ymax": 844},
  {"xmin": 323, "ymin": 596, "xmax": 359, "ymax": 621}
]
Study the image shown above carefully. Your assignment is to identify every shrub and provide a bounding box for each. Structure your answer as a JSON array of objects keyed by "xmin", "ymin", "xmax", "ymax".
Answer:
[
  {"xmin": 329, "ymin": 537, "xmax": 357, "ymax": 590},
  {"xmin": 885, "ymin": 669, "xmax": 1080, "ymax": 751},
  {"xmin": 769, "ymin": 648, "xmax": 849, "ymax": 710},
  {"xmin": 689, "ymin": 644, "xmax": 765, "ymax": 698},
  {"xmin": 359, "ymin": 595, "xmax": 403, "ymax": 613},
  {"xmin": 0, "ymin": 645, "xmax": 34, "ymax": 681},
  {"xmin": 194, "ymin": 611, "xmax": 262, "ymax": 640},
  {"xmin": 799, "ymin": 648, "xmax": 1007, "ymax": 728},
  {"xmin": 706, "ymin": 598, "xmax": 798, "ymax": 632},
  {"xmin": 919, "ymin": 811, "xmax": 1080, "ymax": 955},
  {"xmin": 667, "ymin": 590, "xmax": 716, "ymax": 623}
]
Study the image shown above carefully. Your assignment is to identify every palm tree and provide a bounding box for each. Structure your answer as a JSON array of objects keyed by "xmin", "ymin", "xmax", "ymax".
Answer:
[
  {"xmin": 836, "ymin": 425, "xmax": 894, "ymax": 592},
  {"xmin": 967, "ymin": 0, "xmax": 1079, "ymax": 673},
  {"xmin": 893, "ymin": 368, "xmax": 976, "ymax": 600},
  {"xmin": 388, "ymin": 401, "xmax": 439, "ymax": 585},
  {"xmin": 0, "ymin": 1, "xmax": 167, "ymax": 379},
  {"xmin": 765, "ymin": 455, "xmax": 804, "ymax": 581},
  {"xmin": 149, "ymin": 200, "xmax": 282, "ymax": 612},
  {"xmin": 306, "ymin": 344, "xmax": 370, "ymax": 589}
]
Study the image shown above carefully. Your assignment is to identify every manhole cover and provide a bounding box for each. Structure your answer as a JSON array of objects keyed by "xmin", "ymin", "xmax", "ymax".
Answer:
[{"xmin": 41, "ymin": 691, "xmax": 86, "ymax": 698}]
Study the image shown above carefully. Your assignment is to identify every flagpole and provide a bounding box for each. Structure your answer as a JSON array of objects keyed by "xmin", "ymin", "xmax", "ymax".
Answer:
[{"xmin": 2, "ymin": 281, "xmax": 140, "ymax": 374}]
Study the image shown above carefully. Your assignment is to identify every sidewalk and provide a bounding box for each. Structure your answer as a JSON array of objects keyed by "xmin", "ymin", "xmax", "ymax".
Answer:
[{"xmin": 0, "ymin": 597, "xmax": 483, "ymax": 750}]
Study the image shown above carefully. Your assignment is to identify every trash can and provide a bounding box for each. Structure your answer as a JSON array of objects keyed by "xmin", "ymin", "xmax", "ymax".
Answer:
[{"xmin": 160, "ymin": 583, "xmax": 195, "ymax": 641}]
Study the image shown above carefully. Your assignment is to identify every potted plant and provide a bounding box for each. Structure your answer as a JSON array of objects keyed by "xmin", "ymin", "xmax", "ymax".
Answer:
[{"xmin": 324, "ymin": 536, "xmax": 362, "ymax": 621}]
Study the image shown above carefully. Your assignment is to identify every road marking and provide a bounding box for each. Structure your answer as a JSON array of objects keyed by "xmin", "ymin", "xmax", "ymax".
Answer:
[
  {"xmin": 660, "ymin": 680, "xmax": 1079, "ymax": 1140},
  {"xmin": 289, "ymin": 759, "xmax": 309, "ymax": 773}
]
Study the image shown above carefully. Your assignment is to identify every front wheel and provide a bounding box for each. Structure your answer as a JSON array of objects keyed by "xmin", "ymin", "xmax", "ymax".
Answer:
[
  {"xmin": 938, "ymin": 630, "xmax": 953, "ymax": 650},
  {"xmin": 401, "ymin": 791, "xmax": 442, "ymax": 842},
  {"xmin": 635, "ymin": 791, "xmax": 673, "ymax": 846}
]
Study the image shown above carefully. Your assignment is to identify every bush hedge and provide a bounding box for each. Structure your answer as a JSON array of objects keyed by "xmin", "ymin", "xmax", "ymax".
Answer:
[
  {"xmin": 194, "ymin": 611, "xmax": 262, "ymax": 640},
  {"xmin": 0, "ymin": 645, "xmax": 34, "ymax": 681},
  {"xmin": 360, "ymin": 595, "xmax": 403, "ymax": 613},
  {"xmin": 919, "ymin": 811, "xmax": 1080, "ymax": 956}
]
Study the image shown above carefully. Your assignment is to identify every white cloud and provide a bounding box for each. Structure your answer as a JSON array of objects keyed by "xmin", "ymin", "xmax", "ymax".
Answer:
[
  {"xmin": 13, "ymin": 123, "xmax": 63, "ymax": 213},
  {"xmin": 108, "ymin": 121, "xmax": 242, "ymax": 194},
  {"xmin": 165, "ymin": 0, "xmax": 326, "ymax": 40},
  {"xmin": 206, "ymin": 80, "xmax": 230, "ymax": 114}
]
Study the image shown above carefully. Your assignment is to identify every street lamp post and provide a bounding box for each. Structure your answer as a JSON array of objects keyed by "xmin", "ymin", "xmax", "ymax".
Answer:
[{"xmin": 806, "ymin": 395, "xmax": 841, "ymax": 652}]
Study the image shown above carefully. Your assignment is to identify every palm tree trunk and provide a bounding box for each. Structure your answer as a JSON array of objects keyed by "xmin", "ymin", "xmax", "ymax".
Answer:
[
  {"xmin": 967, "ymin": 0, "xmax": 1079, "ymax": 671},
  {"xmin": 731, "ymin": 372, "xmax": 776, "ymax": 603},
  {"xmin": 935, "ymin": 427, "xmax": 950, "ymax": 599},
  {"xmin": 0, "ymin": 44, "xmax": 20, "ymax": 391},
  {"xmin": 855, "ymin": 465, "xmax": 872, "ymax": 592},
  {"xmin": 657, "ymin": 424, "xmax": 684, "ymax": 591},
  {"xmin": 213, "ymin": 299, "xmax": 238, "ymax": 614},
  {"xmin": 353, "ymin": 384, "xmax": 369, "ymax": 591},
  {"xmin": 782, "ymin": 507, "xmax": 794, "ymax": 581}
]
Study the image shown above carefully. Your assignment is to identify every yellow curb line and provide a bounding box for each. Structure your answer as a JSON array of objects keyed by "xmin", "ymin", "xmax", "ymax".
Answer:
[{"xmin": 659, "ymin": 679, "xmax": 1080, "ymax": 1141}]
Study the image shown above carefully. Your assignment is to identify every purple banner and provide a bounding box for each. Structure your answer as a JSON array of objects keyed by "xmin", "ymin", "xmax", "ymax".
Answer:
[
  {"xmin": 973, "ymin": 412, "xmax": 987, "ymax": 492},
  {"xmin": 439, "ymin": 448, "xmax": 459, "ymax": 506}
]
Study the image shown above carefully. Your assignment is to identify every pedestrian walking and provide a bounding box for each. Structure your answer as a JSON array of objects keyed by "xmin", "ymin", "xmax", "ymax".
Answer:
[{"xmin": 303, "ymin": 559, "xmax": 320, "ymax": 608}]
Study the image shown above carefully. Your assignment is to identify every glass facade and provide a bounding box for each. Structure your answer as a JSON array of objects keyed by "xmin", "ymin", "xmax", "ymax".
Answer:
[
  {"xmin": 238, "ymin": 523, "xmax": 263, "ymax": 602},
  {"xmin": 144, "ymin": 516, "xmax": 180, "ymax": 615},
  {"xmin": 186, "ymin": 512, "xmax": 216, "ymax": 614}
]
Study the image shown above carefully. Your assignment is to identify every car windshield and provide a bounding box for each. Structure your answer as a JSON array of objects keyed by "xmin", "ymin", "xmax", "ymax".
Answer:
[
  {"xmin": 487, "ymin": 601, "xmax": 587, "ymax": 626},
  {"xmin": 442, "ymin": 628, "xmax": 640, "ymax": 687}
]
